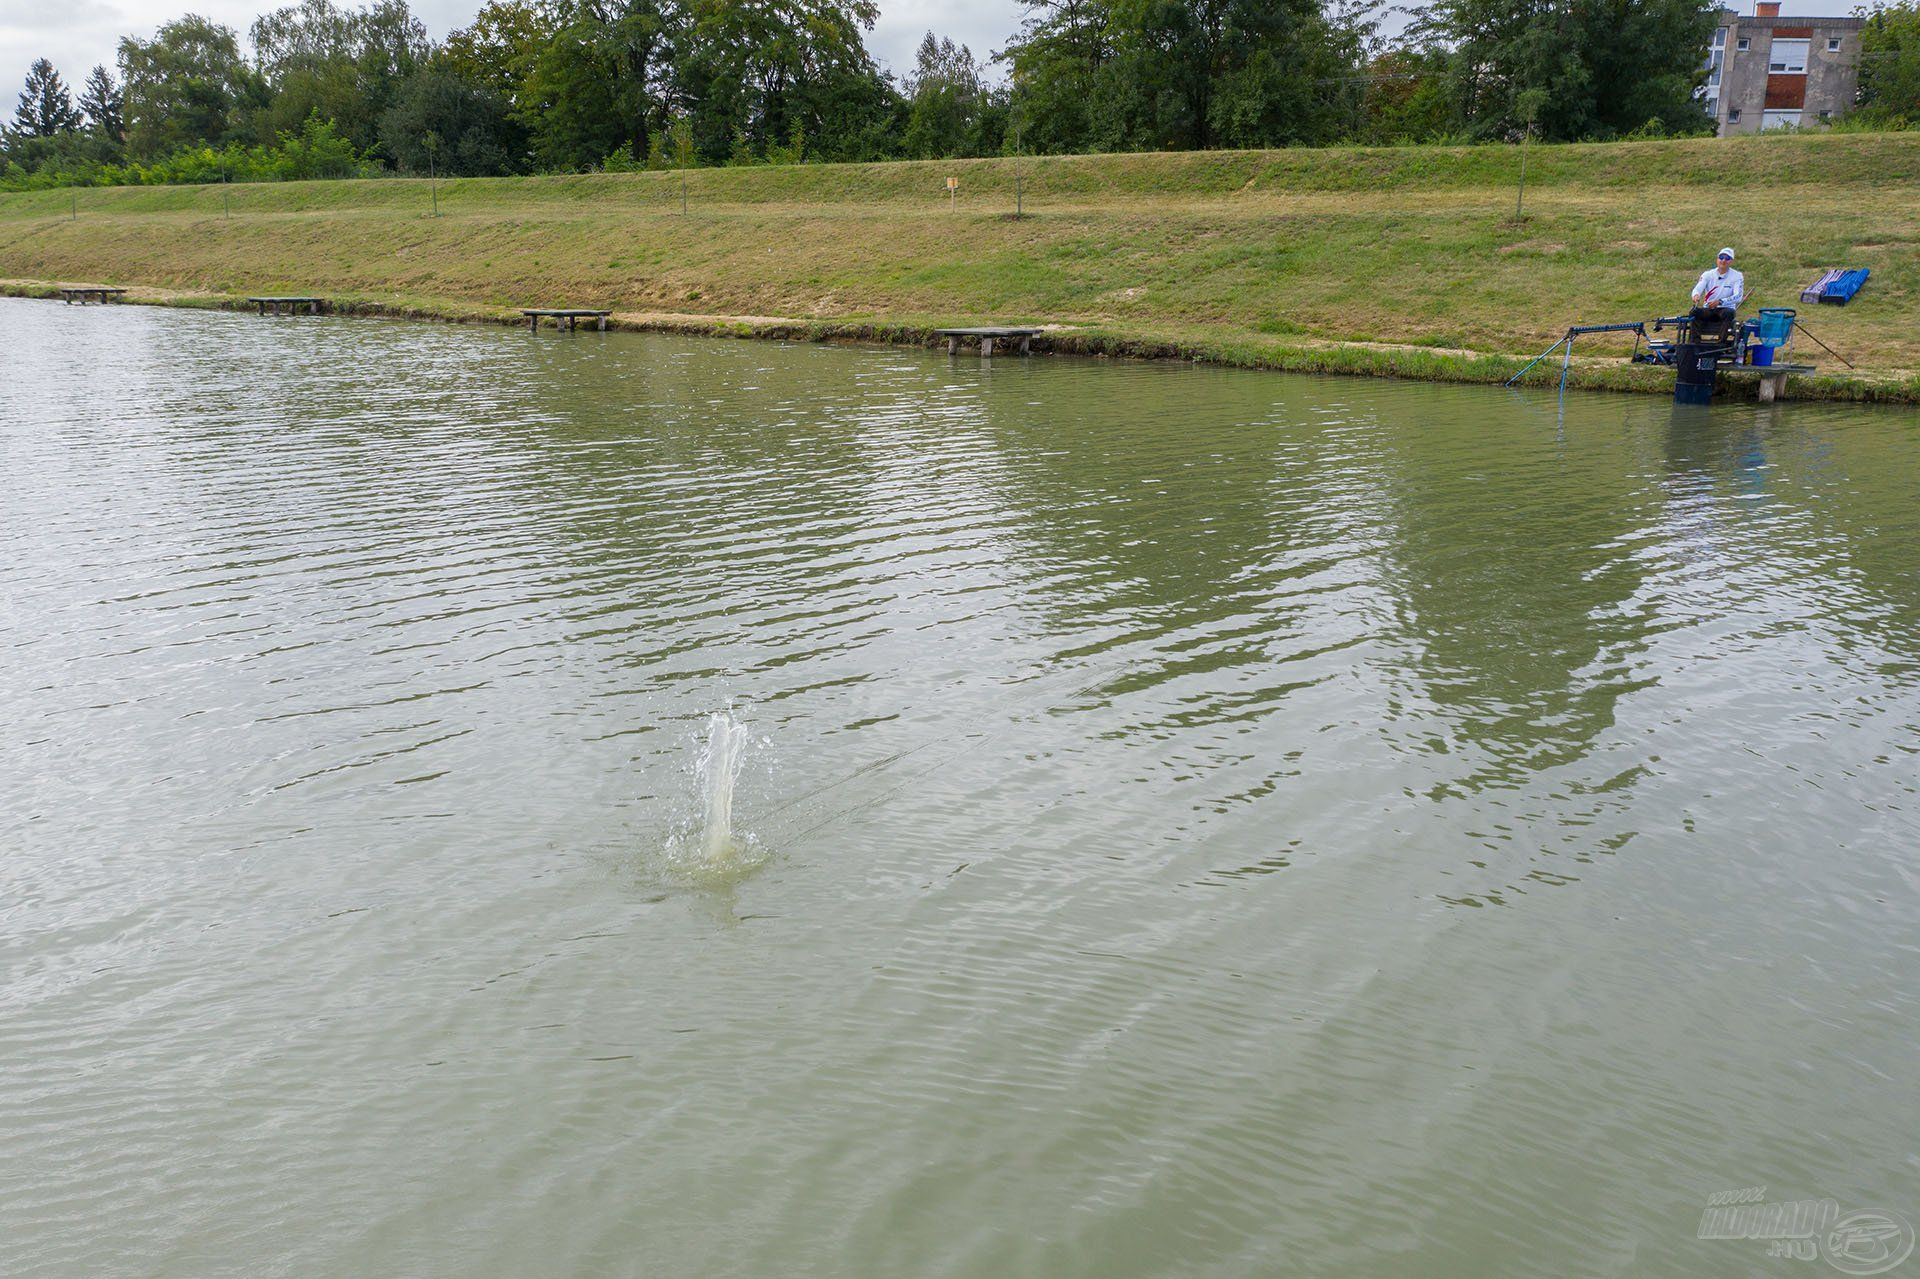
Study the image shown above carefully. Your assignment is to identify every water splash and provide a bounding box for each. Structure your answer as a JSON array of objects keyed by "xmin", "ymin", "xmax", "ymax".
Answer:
[
  {"xmin": 697, "ymin": 710, "xmax": 748, "ymax": 865},
  {"xmin": 660, "ymin": 708, "xmax": 767, "ymax": 884}
]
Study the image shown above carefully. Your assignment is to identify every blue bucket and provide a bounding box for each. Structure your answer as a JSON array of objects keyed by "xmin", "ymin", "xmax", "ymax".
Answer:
[{"xmin": 1750, "ymin": 343, "xmax": 1774, "ymax": 367}]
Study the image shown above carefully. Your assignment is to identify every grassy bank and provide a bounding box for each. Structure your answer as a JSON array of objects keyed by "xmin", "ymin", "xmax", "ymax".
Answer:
[{"xmin": 3, "ymin": 133, "xmax": 1917, "ymax": 400}]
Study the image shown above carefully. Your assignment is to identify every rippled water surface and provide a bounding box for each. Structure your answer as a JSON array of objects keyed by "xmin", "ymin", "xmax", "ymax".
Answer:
[{"xmin": 5, "ymin": 296, "xmax": 1919, "ymax": 1277}]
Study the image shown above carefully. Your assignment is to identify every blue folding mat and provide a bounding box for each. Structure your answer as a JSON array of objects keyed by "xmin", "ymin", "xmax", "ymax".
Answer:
[
  {"xmin": 1822, "ymin": 268, "xmax": 1870, "ymax": 305},
  {"xmin": 1801, "ymin": 267, "xmax": 1869, "ymax": 305}
]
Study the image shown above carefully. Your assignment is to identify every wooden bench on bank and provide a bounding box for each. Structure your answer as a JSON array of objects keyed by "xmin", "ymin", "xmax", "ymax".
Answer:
[
  {"xmin": 250, "ymin": 296, "xmax": 326, "ymax": 316},
  {"xmin": 937, "ymin": 326, "xmax": 1044, "ymax": 357},
  {"xmin": 523, "ymin": 308, "xmax": 611, "ymax": 332},
  {"xmin": 59, "ymin": 286, "xmax": 127, "ymax": 305},
  {"xmin": 1720, "ymin": 362, "xmax": 1817, "ymax": 403}
]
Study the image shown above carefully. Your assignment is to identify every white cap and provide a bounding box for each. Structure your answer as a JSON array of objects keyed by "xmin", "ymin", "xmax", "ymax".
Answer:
[{"xmin": 1718, "ymin": 247, "xmax": 1736, "ymax": 260}]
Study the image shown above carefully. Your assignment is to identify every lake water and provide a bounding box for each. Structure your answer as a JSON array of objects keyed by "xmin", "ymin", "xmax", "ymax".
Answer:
[{"xmin": 3, "ymin": 296, "xmax": 1917, "ymax": 1277}]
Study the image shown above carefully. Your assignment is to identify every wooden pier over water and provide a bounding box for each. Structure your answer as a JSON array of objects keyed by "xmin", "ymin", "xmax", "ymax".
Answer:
[
  {"xmin": 937, "ymin": 326, "xmax": 1043, "ymax": 357},
  {"xmin": 59, "ymin": 286, "xmax": 126, "ymax": 305},
  {"xmin": 523, "ymin": 309, "xmax": 611, "ymax": 332},
  {"xmin": 1722, "ymin": 362, "xmax": 1818, "ymax": 403},
  {"xmin": 250, "ymin": 296, "xmax": 327, "ymax": 316}
]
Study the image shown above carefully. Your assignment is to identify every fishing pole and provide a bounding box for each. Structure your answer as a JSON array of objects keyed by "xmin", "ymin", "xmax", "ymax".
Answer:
[{"xmin": 748, "ymin": 661, "xmax": 1127, "ymax": 845}]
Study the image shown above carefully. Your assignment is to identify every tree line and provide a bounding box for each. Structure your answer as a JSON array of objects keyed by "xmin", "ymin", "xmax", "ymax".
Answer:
[{"xmin": 7, "ymin": 0, "xmax": 1920, "ymax": 190}]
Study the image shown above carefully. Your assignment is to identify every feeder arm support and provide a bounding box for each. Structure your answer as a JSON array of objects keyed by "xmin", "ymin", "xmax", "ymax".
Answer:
[{"xmin": 1506, "ymin": 321, "xmax": 1650, "ymax": 388}]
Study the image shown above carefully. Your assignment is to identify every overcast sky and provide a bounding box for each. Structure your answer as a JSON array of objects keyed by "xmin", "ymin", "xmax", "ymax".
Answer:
[{"xmin": 0, "ymin": 0, "xmax": 1029, "ymax": 96}]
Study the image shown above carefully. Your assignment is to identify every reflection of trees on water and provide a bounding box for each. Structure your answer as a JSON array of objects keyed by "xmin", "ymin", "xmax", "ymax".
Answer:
[
  {"xmin": 1356, "ymin": 394, "xmax": 1669, "ymax": 795},
  {"xmin": 1659, "ymin": 402, "xmax": 1920, "ymax": 678},
  {"xmin": 206, "ymin": 318, "xmax": 1920, "ymax": 906},
  {"xmin": 938, "ymin": 363, "xmax": 1399, "ymax": 858},
  {"xmin": 1358, "ymin": 392, "xmax": 1920, "ymax": 906},
  {"xmin": 1337, "ymin": 392, "xmax": 1672, "ymax": 907},
  {"xmin": 215, "ymin": 325, "xmax": 918, "ymax": 732},
  {"xmin": 970, "ymin": 372, "xmax": 1278, "ymax": 591},
  {"xmin": 949, "ymin": 363, "xmax": 1368, "ymax": 700}
]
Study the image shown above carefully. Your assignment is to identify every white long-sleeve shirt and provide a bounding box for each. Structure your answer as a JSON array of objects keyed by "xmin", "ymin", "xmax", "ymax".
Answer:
[{"xmin": 1693, "ymin": 267, "xmax": 1745, "ymax": 310}]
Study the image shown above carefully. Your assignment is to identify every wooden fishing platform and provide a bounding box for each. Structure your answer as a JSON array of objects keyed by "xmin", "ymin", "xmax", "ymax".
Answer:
[
  {"xmin": 59, "ymin": 286, "xmax": 126, "ymax": 305},
  {"xmin": 249, "ymin": 296, "xmax": 326, "ymax": 316},
  {"xmin": 523, "ymin": 308, "xmax": 610, "ymax": 332},
  {"xmin": 1721, "ymin": 362, "xmax": 1817, "ymax": 403},
  {"xmin": 937, "ymin": 326, "xmax": 1043, "ymax": 356}
]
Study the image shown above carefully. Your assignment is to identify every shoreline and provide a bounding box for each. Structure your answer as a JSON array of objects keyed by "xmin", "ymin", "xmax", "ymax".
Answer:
[{"xmin": 3, "ymin": 277, "xmax": 1912, "ymax": 404}]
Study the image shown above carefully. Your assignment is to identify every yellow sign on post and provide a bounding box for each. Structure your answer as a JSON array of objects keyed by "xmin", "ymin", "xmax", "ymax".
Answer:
[{"xmin": 946, "ymin": 176, "xmax": 958, "ymax": 208}]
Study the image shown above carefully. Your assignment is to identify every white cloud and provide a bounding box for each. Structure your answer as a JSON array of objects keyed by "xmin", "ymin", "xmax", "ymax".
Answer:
[
  {"xmin": 867, "ymin": 0, "xmax": 1024, "ymax": 80},
  {"xmin": 2, "ymin": 0, "xmax": 126, "ymax": 90},
  {"xmin": 0, "ymin": 0, "xmax": 122, "ymax": 31}
]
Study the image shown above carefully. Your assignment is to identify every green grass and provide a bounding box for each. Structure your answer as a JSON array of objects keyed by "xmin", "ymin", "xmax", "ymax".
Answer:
[{"xmin": 4, "ymin": 132, "xmax": 1918, "ymax": 400}]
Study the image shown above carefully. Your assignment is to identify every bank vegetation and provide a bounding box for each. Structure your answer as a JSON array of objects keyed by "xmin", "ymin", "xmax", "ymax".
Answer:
[{"xmin": 3, "ymin": 130, "xmax": 1916, "ymax": 400}]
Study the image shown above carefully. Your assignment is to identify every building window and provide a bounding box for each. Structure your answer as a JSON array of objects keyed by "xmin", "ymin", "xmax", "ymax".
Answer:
[
  {"xmin": 1729, "ymin": 108, "xmax": 1742, "ymax": 122},
  {"xmin": 1737, "ymin": 37, "xmax": 1750, "ymax": 50},
  {"xmin": 1827, "ymin": 37, "xmax": 1842, "ymax": 51},
  {"xmin": 1714, "ymin": 27, "xmax": 1728, "ymax": 48},
  {"xmin": 1706, "ymin": 95, "xmax": 1721, "ymax": 118},
  {"xmin": 1762, "ymin": 109, "xmax": 1803, "ymax": 130},
  {"xmin": 1818, "ymin": 110, "xmax": 1831, "ymax": 120},
  {"xmin": 1770, "ymin": 38, "xmax": 1810, "ymax": 72}
]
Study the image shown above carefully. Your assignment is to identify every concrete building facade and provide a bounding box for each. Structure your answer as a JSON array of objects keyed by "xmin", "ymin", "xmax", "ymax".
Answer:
[{"xmin": 1705, "ymin": 2, "xmax": 1864, "ymax": 134}]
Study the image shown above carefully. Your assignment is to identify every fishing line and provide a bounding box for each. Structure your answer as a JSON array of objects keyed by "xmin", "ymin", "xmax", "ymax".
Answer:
[{"xmin": 744, "ymin": 659, "xmax": 1130, "ymax": 845}]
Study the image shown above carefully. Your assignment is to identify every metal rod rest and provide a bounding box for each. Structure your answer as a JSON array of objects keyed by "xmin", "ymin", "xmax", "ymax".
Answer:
[
  {"xmin": 1793, "ymin": 320, "xmax": 1853, "ymax": 369},
  {"xmin": 1506, "ymin": 320, "xmax": 1648, "ymax": 388},
  {"xmin": 1506, "ymin": 332, "xmax": 1570, "ymax": 387}
]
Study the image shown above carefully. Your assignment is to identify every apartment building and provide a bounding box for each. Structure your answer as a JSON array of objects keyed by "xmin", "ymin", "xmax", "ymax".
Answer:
[{"xmin": 1704, "ymin": 2, "xmax": 1864, "ymax": 134}]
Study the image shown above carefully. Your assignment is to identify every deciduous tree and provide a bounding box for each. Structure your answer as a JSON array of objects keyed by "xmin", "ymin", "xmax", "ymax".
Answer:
[
  {"xmin": 1412, "ymin": 0, "xmax": 1718, "ymax": 140},
  {"xmin": 380, "ymin": 66, "xmax": 523, "ymax": 172},
  {"xmin": 903, "ymin": 34, "xmax": 1002, "ymax": 158},
  {"xmin": 250, "ymin": 0, "xmax": 432, "ymax": 152},
  {"xmin": 1001, "ymin": 0, "xmax": 1114, "ymax": 153},
  {"xmin": 1858, "ymin": 2, "xmax": 1920, "ymax": 123},
  {"xmin": 518, "ymin": 0, "xmax": 671, "ymax": 169},
  {"xmin": 118, "ymin": 16, "xmax": 265, "ymax": 158},
  {"xmin": 1003, "ymin": 0, "xmax": 1362, "ymax": 151},
  {"xmin": 442, "ymin": 0, "xmax": 557, "ymax": 103},
  {"xmin": 673, "ymin": 0, "xmax": 896, "ymax": 163}
]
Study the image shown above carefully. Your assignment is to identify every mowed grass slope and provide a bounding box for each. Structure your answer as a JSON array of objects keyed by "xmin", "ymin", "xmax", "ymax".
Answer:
[{"xmin": 3, "ymin": 132, "xmax": 1916, "ymax": 395}]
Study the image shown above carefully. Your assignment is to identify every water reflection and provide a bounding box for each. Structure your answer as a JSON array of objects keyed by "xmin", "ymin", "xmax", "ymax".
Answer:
[{"xmin": 4, "ymin": 298, "xmax": 1919, "ymax": 1279}]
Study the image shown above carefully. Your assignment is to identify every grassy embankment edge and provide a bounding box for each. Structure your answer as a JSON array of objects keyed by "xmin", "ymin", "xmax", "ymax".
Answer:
[
  {"xmin": 8, "ymin": 276, "xmax": 1903, "ymax": 404},
  {"xmin": 4, "ymin": 134, "xmax": 1916, "ymax": 403}
]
